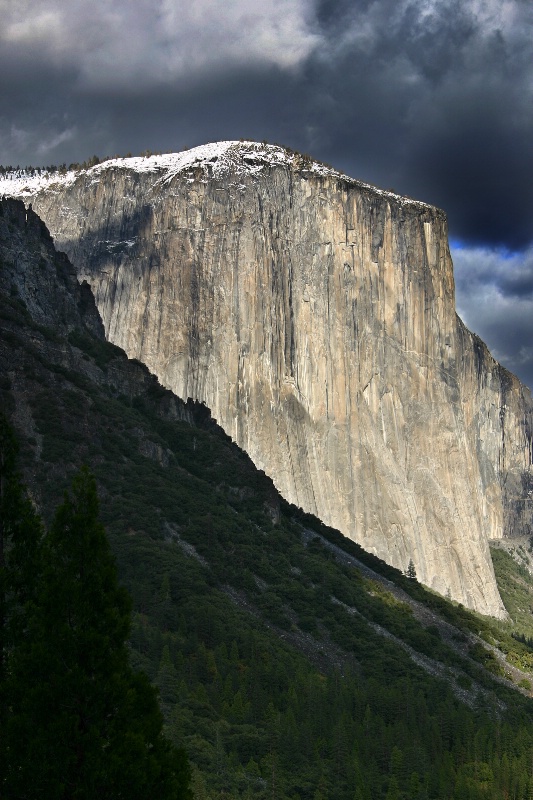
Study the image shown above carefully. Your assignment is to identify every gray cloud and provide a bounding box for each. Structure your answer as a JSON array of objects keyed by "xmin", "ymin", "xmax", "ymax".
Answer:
[
  {"xmin": 453, "ymin": 244, "xmax": 533, "ymax": 388},
  {"xmin": 0, "ymin": 0, "xmax": 319, "ymax": 90}
]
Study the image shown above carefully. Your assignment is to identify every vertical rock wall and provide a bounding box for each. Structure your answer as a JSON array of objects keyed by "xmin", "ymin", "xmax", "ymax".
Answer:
[{"xmin": 13, "ymin": 143, "xmax": 533, "ymax": 616}]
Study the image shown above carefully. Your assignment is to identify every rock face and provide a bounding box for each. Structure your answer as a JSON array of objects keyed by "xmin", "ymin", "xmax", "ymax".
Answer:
[
  {"xmin": 0, "ymin": 197, "xmax": 104, "ymax": 339},
  {"xmin": 4, "ymin": 141, "xmax": 533, "ymax": 617}
]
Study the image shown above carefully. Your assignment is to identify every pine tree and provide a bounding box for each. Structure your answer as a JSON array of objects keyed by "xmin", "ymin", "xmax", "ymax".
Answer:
[
  {"xmin": 406, "ymin": 559, "xmax": 417, "ymax": 580},
  {"xmin": 2, "ymin": 465, "xmax": 191, "ymax": 800},
  {"xmin": 0, "ymin": 413, "xmax": 44, "ymax": 789},
  {"xmin": 0, "ymin": 414, "xmax": 43, "ymax": 667}
]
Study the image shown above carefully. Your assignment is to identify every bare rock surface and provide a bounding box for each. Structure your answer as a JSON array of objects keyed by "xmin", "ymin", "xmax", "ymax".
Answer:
[{"xmin": 3, "ymin": 141, "xmax": 533, "ymax": 617}]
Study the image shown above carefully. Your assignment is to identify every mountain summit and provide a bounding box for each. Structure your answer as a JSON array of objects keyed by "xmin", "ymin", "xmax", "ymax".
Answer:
[{"xmin": 2, "ymin": 141, "xmax": 532, "ymax": 617}]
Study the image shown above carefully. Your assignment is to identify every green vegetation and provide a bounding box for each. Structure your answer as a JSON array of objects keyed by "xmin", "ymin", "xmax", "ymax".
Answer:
[
  {"xmin": 0, "ymin": 417, "xmax": 191, "ymax": 799},
  {"xmin": 68, "ymin": 329, "xmax": 127, "ymax": 369},
  {"xmin": 491, "ymin": 547, "xmax": 533, "ymax": 635},
  {"xmin": 4, "ymin": 349, "xmax": 533, "ymax": 798},
  {"xmin": 406, "ymin": 558, "xmax": 417, "ymax": 580},
  {"xmin": 0, "ymin": 155, "xmax": 105, "ymax": 174}
]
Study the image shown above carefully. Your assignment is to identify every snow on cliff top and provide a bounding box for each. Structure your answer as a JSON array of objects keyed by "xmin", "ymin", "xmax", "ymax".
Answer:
[
  {"xmin": 97, "ymin": 140, "xmax": 348, "ymax": 183},
  {"xmin": 0, "ymin": 140, "xmax": 432, "ymax": 208},
  {"xmin": 0, "ymin": 166, "xmax": 79, "ymax": 198}
]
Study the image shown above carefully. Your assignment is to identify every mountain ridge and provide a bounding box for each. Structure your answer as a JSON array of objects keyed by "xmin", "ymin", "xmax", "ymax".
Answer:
[{"xmin": 0, "ymin": 140, "xmax": 436, "ymax": 208}]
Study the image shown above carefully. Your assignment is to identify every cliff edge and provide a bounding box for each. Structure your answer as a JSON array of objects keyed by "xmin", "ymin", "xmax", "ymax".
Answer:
[{"xmin": 3, "ymin": 141, "xmax": 532, "ymax": 617}]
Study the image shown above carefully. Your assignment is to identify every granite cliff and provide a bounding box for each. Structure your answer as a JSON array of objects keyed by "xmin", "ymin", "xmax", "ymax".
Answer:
[{"xmin": 3, "ymin": 141, "xmax": 532, "ymax": 617}]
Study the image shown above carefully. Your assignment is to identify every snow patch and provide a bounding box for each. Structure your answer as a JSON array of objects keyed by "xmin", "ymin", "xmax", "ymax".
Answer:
[
  {"xmin": 0, "ymin": 141, "xmax": 434, "ymax": 210},
  {"xmin": 102, "ymin": 239, "xmax": 137, "ymax": 252},
  {"xmin": 0, "ymin": 168, "xmax": 78, "ymax": 197}
]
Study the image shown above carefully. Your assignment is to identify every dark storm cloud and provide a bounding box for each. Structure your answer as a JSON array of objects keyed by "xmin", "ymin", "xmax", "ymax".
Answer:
[
  {"xmin": 1, "ymin": 0, "xmax": 532, "ymax": 384},
  {"xmin": 301, "ymin": 0, "xmax": 533, "ymax": 249}
]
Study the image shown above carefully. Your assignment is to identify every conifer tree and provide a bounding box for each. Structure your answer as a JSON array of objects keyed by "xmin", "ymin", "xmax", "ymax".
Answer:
[
  {"xmin": 0, "ymin": 413, "xmax": 43, "ymax": 680},
  {"xmin": 0, "ymin": 413, "xmax": 44, "ymax": 790},
  {"xmin": 2, "ymin": 463, "xmax": 191, "ymax": 800},
  {"xmin": 406, "ymin": 559, "xmax": 417, "ymax": 580}
]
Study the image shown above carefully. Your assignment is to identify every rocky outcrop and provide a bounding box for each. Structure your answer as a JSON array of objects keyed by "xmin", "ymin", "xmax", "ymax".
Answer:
[
  {"xmin": 3, "ymin": 141, "xmax": 532, "ymax": 617},
  {"xmin": 0, "ymin": 197, "xmax": 104, "ymax": 339}
]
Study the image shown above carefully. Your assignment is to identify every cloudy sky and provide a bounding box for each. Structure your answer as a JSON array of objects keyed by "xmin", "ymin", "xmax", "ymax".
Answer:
[{"xmin": 1, "ymin": 0, "xmax": 532, "ymax": 386}]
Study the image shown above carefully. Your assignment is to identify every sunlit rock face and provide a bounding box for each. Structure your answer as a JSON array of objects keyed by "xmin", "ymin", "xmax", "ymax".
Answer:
[{"xmin": 6, "ymin": 141, "xmax": 533, "ymax": 617}]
